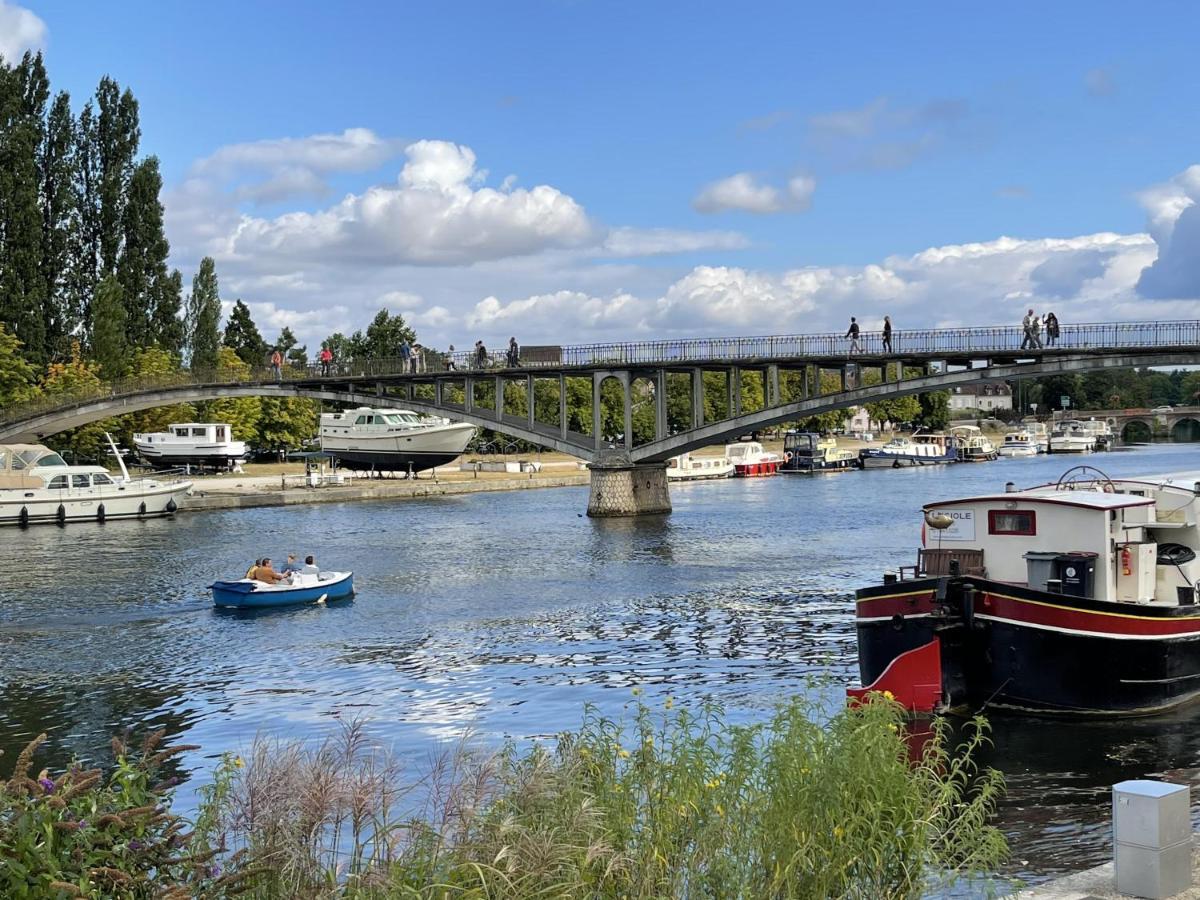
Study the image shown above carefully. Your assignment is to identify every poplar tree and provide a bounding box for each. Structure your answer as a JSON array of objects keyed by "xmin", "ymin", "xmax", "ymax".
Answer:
[
  {"xmin": 118, "ymin": 156, "xmax": 180, "ymax": 350},
  {"xmin": 94, "ymin": 76, "xmax": 139, "ymax": 275},
  {"xmin": 90, "ymin": 274, "xmax": 127, "ymax": 377},
  {"xmin": 39, "ymin": 90, "xmax": 76, "ymax": 354},
  {"xmin": 68, "ymin": 100, "xmax": 100, "ymax": 334},
  {"xmin": 223, "ymin": 299, "xmax": 268, "ymax": 366},
  {"xmin": 187, "ymin": 257, "xmax": 222, "ymax": 373}
]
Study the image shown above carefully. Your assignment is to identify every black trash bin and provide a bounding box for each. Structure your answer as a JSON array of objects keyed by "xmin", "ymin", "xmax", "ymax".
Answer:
[{"xmin": 1057, "ymin": 552, "xmax": 1098, "ymax": 599}]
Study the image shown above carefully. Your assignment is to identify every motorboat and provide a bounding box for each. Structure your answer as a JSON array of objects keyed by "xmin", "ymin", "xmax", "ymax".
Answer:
[
  {"xmin": 210, "ymin": 570, "xmax": 354, "ymax": 609},
  {"xmin": 1049, "ymin": 419, "xmax": 1093, "ymax": 454},
  {"xmin": 858, "ymin": 432, "xmax": 958, "ymax": 469},
  {"xmin": 950, "ymin": 425, "xmax": 998, "ymax": 462},
  {"xmin": 0, "ymin": 439, "xmax": 192, "ymax": 527},
  {"xmin": 666, "ymin": 452, "xmax": 734, "ymax": 481},
  {"xmin": 134, "ymin": 422, "xmax": 248, "ymax": 470},
  {"xmin": 1082, "ymin": 418, "xmax": 1114, "ymax": 451},
  {"xmin": 997, "ymin": 430, "xmax": 1038, "ymax": 458},
  {"xmin": 780, "ymin": 432, "xmax": 858, "ymax": 473},
  {"xmin": 850, "ymin": 465, "xmax": 1200, "ymax": 715},
  {"xmin": 1023, "ymin": 421, "xmax": 1050, "ymax": 453},
  {"xmin": 725, "ymin": 441, "xmax": 781, "ymax": 477},
  {"xmin": 319, "ymin": 407, "xmax": 475, "ymax": 473}
]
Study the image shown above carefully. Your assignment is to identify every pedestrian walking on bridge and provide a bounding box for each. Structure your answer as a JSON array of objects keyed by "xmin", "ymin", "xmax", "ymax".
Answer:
[
  {"xmin": 882, "ymin": 315, "xmax": 893, "ymax": 354},
  {"xmin": 475, "ymin": 340, "xmax": 488, "ymax": 368},
  {"xmin": 845, "ymin": 317, "xmax": 861, "ymax": 355},
  {"xmin": 1045, "ymin": 311, "xmax": 1060, "ymax": 347},
  {"xmin": 1021, "ymin": 309, "xmax": 1037, "ymax": 350},
  {"xmin": 270, "ymin": 348, "xmax": 283, "ymax": 381},
  {"xmin": 506, "ymin": 336, "xmax": 520, "ymax": 367}
]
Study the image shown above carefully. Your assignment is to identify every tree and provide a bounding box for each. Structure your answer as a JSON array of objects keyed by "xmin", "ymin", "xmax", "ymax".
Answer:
[
  {"xmin": 187, "ymin": 257, "xmax": 221, "ymax": 372},
  {"xmin": 916, "ymin": 391, "xmax": 950, "ymax": 430},
  {"xmin": 256, "ymin": 397, "xmax": 319, "ymax": 453},
  {"xmin": 90, "ymin": 274, "xmax": 127, "ymax": 377},
  {"xmin": 861, "ymin": 369, "xmax": 921, "ymax": 426},
  {"xmin": 111, "ymin": 347, "xmax": 195, "ymax": 447},
  {"xmin": 278, "ymin": 326, "xmax": 307, "ymax": 368},
  {"xmin": 118, "ymin": 156, "xmax": 179, "ymax": 351},
  {"xmin": 94, "ymin": 76, "xmax": 139, "ymax": 276},
  {"xmin": 0, "ymin": 322, "xmax": 38, "ymax": 407},
  {"xmin": 321, "ymin": 332, "xmax": 354, "ymax": 369},
  {"xmin": 351, "ymin": 309, "xmax": 416, "ymax": 360},
  {"xmin": 0, "ymin": 52, "xmax": 50, "ymax": 364},
  {"xmin": 223, "ymin": 299, "xmax": 268, "ymax": 367},
  {"xmin": 39, "ymin": 90, "xmax": 76, "ymax": 357},
  {"xmin": 40, "ymin": 341, "xmax": 113, "ymax": 461},
  {"xmin": 1180, "ymin": 371, "xmax": 1200, "ymax": 406}
]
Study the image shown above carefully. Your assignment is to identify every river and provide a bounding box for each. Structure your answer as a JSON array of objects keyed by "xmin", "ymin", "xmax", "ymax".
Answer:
[{"xmin": 1, "ymin": 442, "xmax": 1198, "ymax": 885}]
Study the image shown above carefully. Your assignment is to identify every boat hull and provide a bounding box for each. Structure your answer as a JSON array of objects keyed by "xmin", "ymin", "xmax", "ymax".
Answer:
[
  {"xmin": 321, "ymin": 423, "xmax": 475, "ymax": 473},
  {"xmin": 856, "ymin": 577, "xmax": 1200, "ymax": 715},
  {"xmin": 136, "ymin": 447, "xmax": 248, "ymax": 469},
  {"xmin": 0, "ymin": 481, "xmax": 192, "ymax": 527},
  {"xmin": 997, "ymin": 447, "xmax": 1037, "ymax": 458},
  {"xmin": 211, "ymin": 571, "xmax": 354, "ymax": 608},
  {"xmin": 733, "ymin": 461, "xmax": 780, "ymax": 477},
  {"xmin": 859, "ymin": 453, "xmax": 955, "ymax": 468},
  {"xmin": 781, "ymin": 456, "xmax": 858, "ymax": 473}
]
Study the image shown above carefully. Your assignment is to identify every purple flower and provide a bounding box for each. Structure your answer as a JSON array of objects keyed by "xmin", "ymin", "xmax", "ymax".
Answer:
[
  {"xmin": 129, "ymin": 839, "xmax": 144, "ymax": 851},
  {"xmin": 208, "ymin": 865, "xmax": 222, "ymax": 879},
  {"xmin": 38, "ymin": 777, "xmax": 55, "ymax": 793}
]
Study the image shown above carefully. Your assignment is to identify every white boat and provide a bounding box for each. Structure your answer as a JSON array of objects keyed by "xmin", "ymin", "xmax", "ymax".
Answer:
[
  {"xmin": 1049, "ymin": 420, "xmax": 1094, "ymax": 454},
  {"xmin": 1081, "ymin": 418, "xmax": 1114, "ymax": 451},
  {"xmin": 997, "ymin": 430, "xmax": 1038, "ymax": 458},
  {"xmin": 666, "ymin": 452, "xmax": 734, "ymax": 481},
  {"xmin": 950, "ymin": 425, "xmax": 998, "ymax": 462},
  {"xmin": 319, "ymin": 407, "xmax": 475, "ymax": 473},
  {"xmin": 1023, "ymin": 421, "xmax": 1050, "ymax": 453},
  {"xmin": 859, "ymin": 433, "xmax": 958, "ymax": 468},
  {"xmin": 724, "ymin": 441, "xmax": 782, "ymax": 477},
  {"xmin": 0, "ymin": 441, "xmax": 192, "ymax": 527},
  {"xmin": 134, "ymin": 422, "xmax": 248, "ymax": 470}
]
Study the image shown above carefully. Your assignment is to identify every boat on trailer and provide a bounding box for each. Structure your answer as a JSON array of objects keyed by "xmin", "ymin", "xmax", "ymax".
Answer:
[
  {"xmin": 134, "ymin": 422, "xmax": 248, "ymax": 470},
  {"xmin": 850, "ymin": 466, "xmax": 1200, "ymax": 716},
  {"xmin": 319, "ymin": 407, "xmax": 475, "ymax": 474},
  {"xmin": 780, "ymin": 432, "xmax": 858, "ymax": 473},
  {"xmin": 210, "ymin": 571, "xmax": 355, "ymax": 608}
]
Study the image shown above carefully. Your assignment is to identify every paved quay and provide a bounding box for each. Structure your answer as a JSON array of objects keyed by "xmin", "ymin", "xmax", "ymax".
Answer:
[
  {"xmin": 183, "ymin": 469, "xmax": 591, "ymax": 512},
  {"xmin": 1018, "ymin": 837, "xmax": 1200, "ymax": 898}
]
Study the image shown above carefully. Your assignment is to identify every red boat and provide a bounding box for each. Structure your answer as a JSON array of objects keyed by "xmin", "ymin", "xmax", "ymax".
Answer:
[{"xmin": 725, "ymin": 441, "xmax": 781, "ymax": 477}]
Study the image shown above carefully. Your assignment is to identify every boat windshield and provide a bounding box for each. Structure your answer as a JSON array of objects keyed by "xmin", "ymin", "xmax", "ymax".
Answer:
[
  {"xmin": 34, "ymin": 451, "xmax": 67, "ymax": 467},
  {"xmin": 12, "ymin": 449, "xmax": 63, "ymax": 470},
  {"xmin": 382, "ymin": 413, "xmax": 424, "ymax": 425}
]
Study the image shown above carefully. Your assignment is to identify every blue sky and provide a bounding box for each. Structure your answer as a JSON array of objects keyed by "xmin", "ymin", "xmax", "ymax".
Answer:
[{"xmin": 7, "ymin": 1, "xmax": 1200, "ymax": 347}]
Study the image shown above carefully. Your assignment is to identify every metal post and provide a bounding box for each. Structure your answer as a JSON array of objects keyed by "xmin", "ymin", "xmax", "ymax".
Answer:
[
  {"xmin": 655, "ymin": 369, "xmax": 668, "ymax": 441},
  {"xmin": 464, "ymin": 377, "xmax": 474, "ymax": 414},
  {"xmin": 593, "ymin": 372, "xmax": 603, "ymax": 451},
  {"xmin": 767, "ymin": 365, "xmax": 779, "ymax": 407},
  {"xmin": 692, "ymin": 368, "xmax": 704, "ymax": 428},
  {"xmin": 493, "ymin": 375, "xmax": 502, "ymax": 419},
  {"xmin": 527, "ymin": 374, "xmax": 535, "ymax": 431}
]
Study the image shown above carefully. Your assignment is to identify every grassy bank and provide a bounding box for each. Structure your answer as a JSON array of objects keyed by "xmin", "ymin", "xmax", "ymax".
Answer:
[{"xmin": 1, "ymin": 695, "xmax": 1006, "ymax": 899}]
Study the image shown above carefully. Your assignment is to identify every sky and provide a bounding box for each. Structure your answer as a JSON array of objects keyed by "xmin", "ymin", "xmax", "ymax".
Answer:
[{"xmin": 5, "ymin": 0, "xmax": 1200, "ymax": 350}]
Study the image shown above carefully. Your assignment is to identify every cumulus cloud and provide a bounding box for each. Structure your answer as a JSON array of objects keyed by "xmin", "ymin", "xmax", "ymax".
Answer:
[
  {"xmin": 0, "ymin": 1, "xmax": 45, "ymax": 61},
  {"xmin": 693, "ymin": 173, "xmax": 815, "ymax": 214},
  {"xmin": 1135, "ymin": 165, "xmax": 1200, "ymax": 299}
]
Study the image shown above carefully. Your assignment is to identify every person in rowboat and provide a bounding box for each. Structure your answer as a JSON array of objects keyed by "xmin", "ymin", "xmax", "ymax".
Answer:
[
  {"xmin": 254, "ymin": 558, "xmax": 288, "ymax": 585},
  {"xmin": 245, "ymin": 558, "xmax": 263, "ymax": 579}
]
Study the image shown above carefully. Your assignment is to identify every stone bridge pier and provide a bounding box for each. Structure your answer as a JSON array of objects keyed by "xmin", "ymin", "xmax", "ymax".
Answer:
[{"xmin": 586, "ymin": 452, "xmax": 671, "ymax": 517}]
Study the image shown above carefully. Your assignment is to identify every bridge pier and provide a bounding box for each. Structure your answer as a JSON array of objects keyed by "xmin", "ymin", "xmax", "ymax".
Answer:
[{"xmin": 586, "ymin": 452, "xmax": 671, "ymax": 517}]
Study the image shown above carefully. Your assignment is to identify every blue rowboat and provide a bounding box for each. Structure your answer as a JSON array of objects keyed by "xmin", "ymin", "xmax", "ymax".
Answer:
[{"xmin": 209, "ymin": 571, "xmax": 354, "ymax": 608}]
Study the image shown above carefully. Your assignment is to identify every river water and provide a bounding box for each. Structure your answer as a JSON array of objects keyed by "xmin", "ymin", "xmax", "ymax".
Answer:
[{"xmin": 2, "ymin": 443, "xmax": 1199, "ymax": 884}]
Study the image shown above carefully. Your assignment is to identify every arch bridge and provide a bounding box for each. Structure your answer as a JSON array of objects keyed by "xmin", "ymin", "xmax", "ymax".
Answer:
[{"xmin": 2, "ymin": 320, "xmax": 1198, "ymax": 515}]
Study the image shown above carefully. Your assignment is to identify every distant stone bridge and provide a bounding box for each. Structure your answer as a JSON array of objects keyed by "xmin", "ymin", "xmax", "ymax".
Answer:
[
  {"xmin": 3, "ymin": 320, "xmax": 1198, "ymax": 514},
  {"xmin": 1083, "ymin": 406, "xmax": 1200, "ymax": 441}
]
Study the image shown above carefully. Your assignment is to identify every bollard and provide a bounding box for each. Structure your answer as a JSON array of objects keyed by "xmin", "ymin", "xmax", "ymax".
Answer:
[{"xmin": 1113, "ymin": 779, "xmax": 1192, "ymax": 899}]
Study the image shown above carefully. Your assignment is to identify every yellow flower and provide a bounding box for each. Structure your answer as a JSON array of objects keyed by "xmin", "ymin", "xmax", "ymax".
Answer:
[
  {"xmin": 833, "ymin": 826, "xmax": 845, "ymax": 840},
  {"xmin": 579, "ymin": 748, "xmax": 590, "ymax": 758},
  {"xmin": 677, "ymin": 804, "xmax": 689, "ymax": 817},
  {"xmin": 234, "ymin": 757, "xmax": 245, "ymax": 769},
  {"xmin": 631, "ymin": 687, "xmax": 643, "ymax": 697},
  {"xmin": 882, "ymin": 690, "xmax": 896, "ymax": 702},
  {"xmin": 715, "ymin": 803, "xmax": 725, "ymax": 817},
  {"xmin": 664, "ymin": 696, "xmax": 673, "ymax": 710},
  {"xmin": 617, "ymin": 748, "xmax": 630, "ymax": 759}
]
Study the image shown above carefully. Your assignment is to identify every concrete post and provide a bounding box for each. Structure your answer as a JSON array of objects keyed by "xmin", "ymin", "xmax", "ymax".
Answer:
[
  {"xmin": 586, "ymin": 451, "xmax": 671, "ymax": 517},
  {"xmin": 622, "ymin": 373, "xmax": 633, "ymax": 451},
  {"xmin": 655, "ymin": 369, "xmax": 668, "ymax": 441},
  {"xmin": 526, "ymin": 374, "xmax": 535, "ymax": 431},
  {"xmin": 691, "ymin": 368, "xmax": 704, "ymax": 428},
  {"xmin": 592, "ymin": 372, "xmax": 603, "ymax": 451},
  {"xmin": 1113, "ymin": 780, "xmax": 1191, "ymax": 899},
  {"xmin": 767, "ymin": 365, "xmax": 779, "ymax": 407},
  {"xmin": 559, "ymin": 374, "xmax": 568, "ymax": 441}
]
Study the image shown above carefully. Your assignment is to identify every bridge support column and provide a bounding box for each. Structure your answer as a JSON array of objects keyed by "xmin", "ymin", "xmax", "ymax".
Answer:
[{"xmin": 586, "ymin": 452, "xmax": 671, "ymax": 517}]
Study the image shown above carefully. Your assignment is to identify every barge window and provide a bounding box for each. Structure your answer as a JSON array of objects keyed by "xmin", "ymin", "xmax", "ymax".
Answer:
[
  {"xmin": 47, "ymin": 475, "xmax": 67, "ymax": 489},
  {"xmin": 988, "ymin": 510, "xmax": 1036, "ymax": 535},
  {"xmin": 71, "ymin": 474, "xmax": 91, "ymax": 488}
]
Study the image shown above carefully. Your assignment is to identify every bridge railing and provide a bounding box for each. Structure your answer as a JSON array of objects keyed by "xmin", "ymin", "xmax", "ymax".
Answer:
[{"xmin": 2, "ymin": 320, "xmax": 1198, "ymax": 428}]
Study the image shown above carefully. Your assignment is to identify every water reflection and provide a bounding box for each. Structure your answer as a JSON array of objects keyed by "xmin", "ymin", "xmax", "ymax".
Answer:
[{"xmin": 0, "ymin": 444, "xmax": 1197, "ymax": 881}]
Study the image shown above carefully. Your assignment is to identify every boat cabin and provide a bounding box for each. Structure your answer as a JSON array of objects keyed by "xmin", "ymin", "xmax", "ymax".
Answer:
[
  {"xmin": 320, "ymin": 407, "xmax": 432, "ymax": 434},
  {"xmin": 917, "ymin": 475, "xmax": 1200, "ymax": 606},
  {"xmin": 0, "ymin": 444, "xmax": 69, "ymax": 489},
  {"xmin": 140, "ymin": 423, "xmax": 234, "ymax": 444}
]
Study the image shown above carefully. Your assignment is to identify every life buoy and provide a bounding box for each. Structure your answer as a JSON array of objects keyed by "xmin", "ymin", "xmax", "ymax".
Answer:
[{"xmin": 784, "ymin": 452, "xmax": 793, "ymax": 462}]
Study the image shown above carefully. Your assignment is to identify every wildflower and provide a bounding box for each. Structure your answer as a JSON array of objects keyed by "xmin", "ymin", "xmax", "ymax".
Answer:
[
  {"xmin": 888, "ymin": 723, "xmax": 899, "ymax": 733},
  {"xmin": 664, "ymin": 696, "xmax": 673, "ymax": 710},
  {"xmin": 617, "ymin": 748, "xmax": 630, "ymax": 759},
  {"xmin": 715, "ymin": 803, "xmax": 725, "ymax": 817},
  {"xmin": 129, "ymin": 839, "xmax": 144, "ymax": 851},
  {"xmin": 631, "ymin": 687, "xmax": 643, "ymax": 697},
  {"xmin": 208, "ymin": 865, "xmax": 222, "ymax": 879},
  {"xmin": 234, "ymin": 756, "xmax": 245, "ymax": 769},
  {"xmin": 833, "ymin": 825, "xmax": 845, "ymax": 840},
  {"xmin": 38, "ymin": 776, "xmax": 55, "ymax": 793},
  {"xmin": 882, "ymin": 690, "xmax": 895, "ymax": 701},
  {"xmin": 579, "ymin": 747, "xmax": 590, "ymax": 758},
  {"xmin": 678, "ymin": 804, "xmax": 689, "ymax": 817}
]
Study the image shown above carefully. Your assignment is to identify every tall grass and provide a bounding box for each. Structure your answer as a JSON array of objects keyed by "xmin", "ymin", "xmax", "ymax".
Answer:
[{"xmin": 195, "ymin": 694, "xmax": 1006, "ymax": 899}]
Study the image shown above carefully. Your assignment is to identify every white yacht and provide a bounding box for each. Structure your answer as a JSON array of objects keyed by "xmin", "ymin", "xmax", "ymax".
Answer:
[
  {"xmin": 0, "ymin": 442, "xmax": 192, "ymax": 527},
  {"xmin": 319, "ymin": 407, "xmax": 476, "ymax": 473},
  {"xmin": 1082, "ymin": 418, "xmax": 1114, "ymax": 451},
  {"xmin": 1049, "ymin": 420, "xmax": 1094, "ymax": 454},
  {"xmin": 134, "ymin": 422, "xmax": 248, "ymax": 470},
  {"xmin": 1023, "ymin": 421, "xmax": 1050, "ymax": 453},
  {"xmin": 997, "ymin": 430, "xmax": 1038, "ymax": 458},
  {"xmin": 666, "ymin": 452, "xmax": 734, "ymax": 481}
]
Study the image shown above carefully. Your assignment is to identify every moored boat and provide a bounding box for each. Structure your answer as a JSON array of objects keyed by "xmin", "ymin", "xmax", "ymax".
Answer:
[
  {"xmin": 850, "ymin": 466, "xmax": 1200, "ymax": 716},
  {"xmin": 1048, "ymin": 419, "xmax": 1093, "ymax": 453},
  {"xmin": 210, "ymin": 570, "xmax": 355, "ymax": 608},
  {"xmin": 134, "ymin": 422, "xmax": 248, "ymax": 470},
  {"xmin": 0, "ymin": 440, "xmax": 192, "ymax": 527},
  {"xmin": 858, "ymin": 432, "xmax": 958, "ymax": 469},
  {"xmin": 666, "ymin": 452, "xmax": 734, "ymax": 481},
  {"xmin": 320, "ymin": 407, "xmax": 475, "ymax": 473},
  {"xmin": 780, "ymin": 431, "xmax": 858, "ymax": 473},
  {"xmin": 1023, "ymin": 421, "xmax": 1050, "ymax": 453},
  {"xmin": 1082, "ymin": 418, "xmax": 1114, "ymax": 451},
  {"xmin": 997, "ymin": 430, "xmax": 1038, "ymax": 458},
  {"xmin": 725, "ymin": 441, "xmax": 781, "ymax": 477},
  {"xmin": 950, "ymin": 425, "xmax": 998, "ymax": 462}
]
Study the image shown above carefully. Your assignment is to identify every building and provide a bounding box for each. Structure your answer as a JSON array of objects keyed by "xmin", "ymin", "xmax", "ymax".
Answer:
[{"xmin": 948, "ymin": 383, "xmax": 1013, "ymax": 413}]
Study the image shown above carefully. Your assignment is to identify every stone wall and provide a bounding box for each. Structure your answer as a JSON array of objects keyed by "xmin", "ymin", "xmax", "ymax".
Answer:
[{"xmin": 586, "ymin": 459, "xmax": 671, "ymax": 517}]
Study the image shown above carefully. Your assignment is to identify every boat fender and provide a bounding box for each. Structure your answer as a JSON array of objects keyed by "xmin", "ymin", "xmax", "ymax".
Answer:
[
  {"xmin": 56, "ymin": 504, "xmax": 66, "ymax": 526},
  {"xmin": 18, "ymin": 506, "xmax": 29, "ymax": 528},
  {"xmin": 96, "ymin": 503, "xmax": 105, "ymax": 523},
  {"xmin": 138, "ymin": 501, "xmax": 147, "ymax": 518},
  {"xmin": 892, "ymin": 459, "xmax": 901, "ymax": 469},
  {"xmin": 165, "ymin": 499, "xmax": 177, "ymax": 514}
]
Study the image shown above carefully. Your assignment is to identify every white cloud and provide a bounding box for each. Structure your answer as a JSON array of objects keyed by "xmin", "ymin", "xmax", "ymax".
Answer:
[
  {"xmin": 196, "ymin": 127, "xmax": 403, "ymax": 179},
  {"xmin": 601, "ymin": 226, "xmax": 749, "ymax": 256},
  {"xmin": 0, "ymin": 1, "xmax": 45, "ymax": 61},
  {"xmin": 1136, "ymin": 165, "xmax": 1200, "ymax": 299},
  {"xmin": 693, "ymin": 173, "xmax": 815, "ymax": 215}
]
